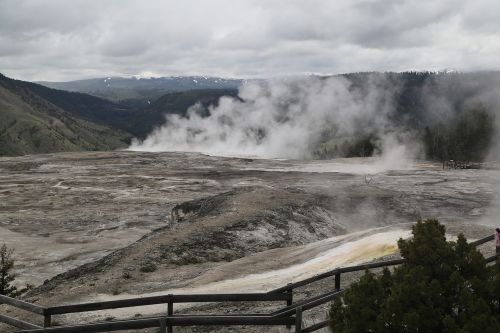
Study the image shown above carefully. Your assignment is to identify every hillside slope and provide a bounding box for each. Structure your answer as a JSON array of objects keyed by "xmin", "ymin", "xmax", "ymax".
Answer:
[{"xmin": 0, "ymin": 74, "xmax": 131, "ymax": 156}]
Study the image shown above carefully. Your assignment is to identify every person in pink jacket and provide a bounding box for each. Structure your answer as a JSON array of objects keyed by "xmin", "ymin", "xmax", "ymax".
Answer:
[{"xmin": 496, "ymin": 228, "xmax": 500, "ymax": 254}]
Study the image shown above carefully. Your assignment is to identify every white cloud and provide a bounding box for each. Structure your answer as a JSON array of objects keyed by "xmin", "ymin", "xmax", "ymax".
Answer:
[{"xmin": 0, "ymin": 0, "xmax": 499, "ymax": 81}]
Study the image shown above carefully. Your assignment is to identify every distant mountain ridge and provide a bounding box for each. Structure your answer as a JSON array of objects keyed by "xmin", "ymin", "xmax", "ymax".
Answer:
[{"xmin": 37, "ymin": 76, "xmax": 245, "ymax": 102}]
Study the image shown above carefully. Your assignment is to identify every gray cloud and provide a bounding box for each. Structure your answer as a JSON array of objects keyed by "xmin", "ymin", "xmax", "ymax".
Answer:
[{"xmin": 0, "ymin": 0, "xmax": 499, "ymax": 81}]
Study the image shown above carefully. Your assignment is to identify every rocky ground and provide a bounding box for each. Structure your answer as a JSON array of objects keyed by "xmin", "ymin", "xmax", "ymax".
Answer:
[{"xmin": 1, "ymin": 151, "xmax": 499, "ymax": 332}]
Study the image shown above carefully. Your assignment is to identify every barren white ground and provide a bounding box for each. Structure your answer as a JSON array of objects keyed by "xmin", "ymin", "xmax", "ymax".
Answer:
[{"xmin": 1, "ymin": 151, "xmax": 498, "ymax": 329}]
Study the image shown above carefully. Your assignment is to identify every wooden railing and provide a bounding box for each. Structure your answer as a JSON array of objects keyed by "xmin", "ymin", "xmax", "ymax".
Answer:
[
  {"xmin": 0, "ymin": 295, "xmax": 44, "ymax": 330},
  {"xmin": 1, "ymin": 233, "xmax": 497, "ymax": 333},
  {"xmin": 44, "ymin": 293, "xmax": 291, "ymax": 315},
  {"xmin": 269, "ymin": 258, "xmax": 405, "ymax": 294},
  {"xmin": 1, "ymin": 293, "xmax": 291, "ymax": 332},
  {"xmin": 17, "ymin": 314, "xmax": 298, "ymax": 333},
  {"xmin": 470, "ymin": 234, "xmax": 494, "ymax": 247},
  {"xmin": 4, "ymin": 290, "xmax": 344, "ymax": 333}
]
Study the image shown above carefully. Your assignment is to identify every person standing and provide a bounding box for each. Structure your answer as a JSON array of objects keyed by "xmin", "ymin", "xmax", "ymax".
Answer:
[{"xmin": 496, "ymin": 228, "xmax": 500, "ymax": 254}]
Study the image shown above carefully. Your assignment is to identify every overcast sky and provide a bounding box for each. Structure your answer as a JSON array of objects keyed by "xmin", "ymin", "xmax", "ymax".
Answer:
[{"xmin": 1, "ymin": 0, "xmax": 499, "ymax": 81}]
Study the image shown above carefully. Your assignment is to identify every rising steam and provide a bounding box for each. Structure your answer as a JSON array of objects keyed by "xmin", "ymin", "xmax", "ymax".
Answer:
[{"xmin": 129, "ymin": 75, "xmax": 414, "ymax": 160}]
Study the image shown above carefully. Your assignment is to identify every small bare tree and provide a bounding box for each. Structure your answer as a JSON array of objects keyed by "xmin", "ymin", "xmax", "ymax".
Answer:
[{"xmin": 0, "ymin": 244, "xmax": 18, "ymax": 297}]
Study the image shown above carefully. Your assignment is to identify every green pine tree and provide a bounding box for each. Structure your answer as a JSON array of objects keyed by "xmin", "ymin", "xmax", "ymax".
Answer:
[
  {"xmin": 0, "ymin": 244, "xmax": 19, "ymax": 297},
  {"xmin": 330, "ymin": 219, "xmax": 500, "ymax": 332}
]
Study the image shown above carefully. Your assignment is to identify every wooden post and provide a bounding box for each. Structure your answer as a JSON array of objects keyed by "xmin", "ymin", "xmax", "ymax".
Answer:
[
  {"xmin": 159, "ymin": 318, "xmax": 167, "ymax": 333},
  {"xmin": 295, "ymin": 307, "xmax": 302, "ymax": 333},
  {"xmin": 43, "ymin": 314, "xmax": 51, "ymax": 328},
  {"xmin": 335, "ymin": 272, "xmax": 341, "ymax": 290},
  {"xmin": 167, "ymin": 295, "xmax": 173, "ymax": 333},
  {"xmin": 286, "ymin": 284, "xmax": 293, "ymax": 329},
  {"xmin": 286, "ymin": 284, "xmax": 293, "ymax": 307}
]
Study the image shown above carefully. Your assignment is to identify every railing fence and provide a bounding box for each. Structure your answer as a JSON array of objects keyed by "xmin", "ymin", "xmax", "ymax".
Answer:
[{"xmin": 1, "ymin": 233, "xmax": 497, "ymax": 333}]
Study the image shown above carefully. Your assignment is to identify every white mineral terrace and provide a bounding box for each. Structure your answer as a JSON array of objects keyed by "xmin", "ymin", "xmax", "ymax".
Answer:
[{"xmin": 74, "ymin": 227, "xmax": 412, "ymax": 321}]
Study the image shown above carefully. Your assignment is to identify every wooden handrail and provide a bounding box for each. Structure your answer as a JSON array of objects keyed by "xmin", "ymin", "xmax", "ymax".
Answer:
[
  {"xmin": 271, "ymin": 290, "xmax": 341, "ymax": 316},
  {"xmin": 273, "ymin": 290, "xmax": 345, "ymax": 318},
  {"xmin": 269, "ymin": 258, "xmax": 405, "ymax": 293},
  {"xmin": 485, "ymin": 253, "xmax": 499, "ymax": 263},
  {"xmin": 0, "ymin": 294, "xmax": 46, "ymax": 315},
  {"xmin": 470, "ymin": 234, "xmax": 494, "ymax": 247},
  {"xmin": 18, "ymin": 315, "xmax": 295, "ymax": 333},
  {"xmin": 0, "ymin": 314, "xmax": 41, "ymax": 330},
  {"xmin": 45, "ymin": 292, "xmax": 291, "ymax": 315}
]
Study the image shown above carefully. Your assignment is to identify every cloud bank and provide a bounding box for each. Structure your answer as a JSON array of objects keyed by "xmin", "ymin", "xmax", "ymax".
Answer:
[{"xmin": 1, "ymin": 0, "xmax": 500, "ymax": 81}]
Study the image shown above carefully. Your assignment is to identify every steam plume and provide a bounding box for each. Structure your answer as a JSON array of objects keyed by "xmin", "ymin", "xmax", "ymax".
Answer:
[{"xmin": 130, "ymin": 75, "xmax": 410, "ymax": 159}]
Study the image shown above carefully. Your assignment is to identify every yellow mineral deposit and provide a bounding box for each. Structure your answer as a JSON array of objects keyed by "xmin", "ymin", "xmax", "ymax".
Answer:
[{"xmin": 78, "ymin": 228, "xmax": 411, "ymax": 321}]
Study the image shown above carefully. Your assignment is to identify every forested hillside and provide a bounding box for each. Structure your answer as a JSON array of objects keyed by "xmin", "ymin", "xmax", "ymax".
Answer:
[
  {"xmin": 0, "ymin": 74, "xmax": 130, "ymax": 156},
  {"xmin": 0, "ymin": 74, "xmax": 240, "ymax": 156},
  {"xmin": 314, "ymin": 72, "xmax": 499, "ymax": 161},
  {"xmin": 120, "ymin": 89, "xmax": 238, "ymax": 138}
]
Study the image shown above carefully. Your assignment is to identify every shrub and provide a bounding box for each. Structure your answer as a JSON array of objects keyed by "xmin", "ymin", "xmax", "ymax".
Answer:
[
  {"xmin": 139, "ymin": 262, "xmax": 157, "ymax": 273},
  {"xmin": 329, "ymin": 219, "xmax": 500, "ymax": 332},
  {"xmin": 0, "ymin": 244, "xmax": 19, "ymax": 297}
]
